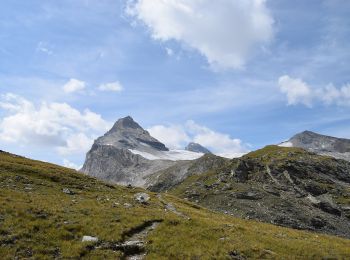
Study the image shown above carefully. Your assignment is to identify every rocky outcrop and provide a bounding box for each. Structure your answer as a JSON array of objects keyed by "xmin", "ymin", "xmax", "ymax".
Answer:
[
  {"xmin": 280, "ymin": 130, "xmax": 350, "ymax": 161},
  {"xmin": 146, "ymin": 154, "xmax": 229, "ymax": 192},
  {"xmin": 169, "ymin": 146, "xmax": 350, "ymax": 238}
]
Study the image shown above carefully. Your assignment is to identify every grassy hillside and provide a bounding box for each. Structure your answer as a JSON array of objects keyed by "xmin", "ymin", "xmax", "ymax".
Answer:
[{"xmin": 1, "ymin": 150, "xmax": 350, "ymax": 259}]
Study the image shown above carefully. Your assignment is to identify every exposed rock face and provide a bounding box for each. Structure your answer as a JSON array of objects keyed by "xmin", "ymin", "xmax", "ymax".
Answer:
[
  {"xmin": 81, "ymin": 142, "xmax": 174, "ymax": 186},
  {"xmin": 169, "ymin": 146, "xmax": 350, "ymax": 238},
  {"xmin": 185, "ymin": 142, "xmax": 211, "ymax": 154},
  {"xmin": 81, "ymin": 116, "xmax": 176, "ymax": 186},
  {"xmin": 95, "ymin": 116, "xmax": 168, "ymax": 153},
  {"xmin": 280, "ymin": 130, "xmax": 350, "ymax": 161}
]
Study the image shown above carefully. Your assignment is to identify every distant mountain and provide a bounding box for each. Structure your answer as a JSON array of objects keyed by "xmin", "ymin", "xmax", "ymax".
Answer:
[
  {"xmin": 185, "ymin": 142, "xmax": 211, "ymax": 154},
  {"xmin": 279, "ymin": 130, "xmax": 350, "ymax": 161},
  {"xmin": 81, "ymin": 116, "xmax": 206, "ymax": 187}
]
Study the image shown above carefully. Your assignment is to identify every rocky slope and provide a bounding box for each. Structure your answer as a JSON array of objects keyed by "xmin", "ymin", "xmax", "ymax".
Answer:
[
  {"xmin": 81, "ymin": 116, "xmax": 205, "ymax": 187},
  {"xmin": 1, "ymin": 150, "xmax": 350, "ymax": 259},
  {"xmin": 170, "ymin": 146, "xmax": 350, "ymax": 238},
  {"xmin": 280, "ymin": 130, "xmax": 350, "ymax": 161}
]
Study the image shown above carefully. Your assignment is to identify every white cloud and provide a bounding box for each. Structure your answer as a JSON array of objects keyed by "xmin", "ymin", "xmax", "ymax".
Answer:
[
  {"xmin": 0, "ymin": 93, "xmax": 110, "ymax": 155},
  {"xmin": 185, "ymin": 120, "xmax": 248, "ymax": 158},
  {"xmin": 278, "ymin": 75, "xmax": 350, "ymax": 107},
  {"xmin": 36, "ymin": 41, "xmax": 53, "ymax": 55},
  {"xmin": 57, "ymin": 133, "xmax": 94, "ymax": 156},
  {"xmin": 63, "ymin": 78, "xmax": 86, "ymax": 93},
  {"xmin": 98, "ymin": 81, "xmax": 123, "ymax": 92},
  {"xmin": 63, "ymin": 159, "xmax": 82, "ymax": 170},
  {"xmin": 165, "ymin": 47, "xmax": 174, "ymax": 56},
  {"xmin": 126, "ymin": 0, "xmax": 274, "ymax": 70},
  {"xmin": 278, "ymin": 75, "xmax": 313, "ymax": 107},
  {"xmin": 317, "ymin": 84, "xmax": 350, "ymax": 106},
  {"xmin": 148, "ymin": 120, "xmax": 248, "ymax": 158},
  {"xmin": 147, "ymin": 124, "xmax": 190, "ymax": 149}
]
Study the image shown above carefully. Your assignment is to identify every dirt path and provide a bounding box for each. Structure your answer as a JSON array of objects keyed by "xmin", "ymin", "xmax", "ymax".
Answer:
[
  {"xmin": 157, "ymin": 194, "xmax": 190, "ymax": 220},
  {"xmin": 114, "ymin": 220, "xmax": 162, "ymax": 259}
]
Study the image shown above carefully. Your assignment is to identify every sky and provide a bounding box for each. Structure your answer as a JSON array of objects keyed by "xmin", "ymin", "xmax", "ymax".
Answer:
[{"xmin": 1, "ymin": 0, "xmax": 350, "ymax": 169}]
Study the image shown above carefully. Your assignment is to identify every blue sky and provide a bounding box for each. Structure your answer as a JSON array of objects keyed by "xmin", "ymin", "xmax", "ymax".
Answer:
[{"xmin": 1, "ymin": 0, "xmax": 350, "ymax": 168}]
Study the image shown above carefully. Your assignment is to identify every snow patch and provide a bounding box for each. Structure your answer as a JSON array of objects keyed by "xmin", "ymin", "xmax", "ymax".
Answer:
[{"xmin": 129, "ymin": 149, "xmax": 203, "ymax": 161}]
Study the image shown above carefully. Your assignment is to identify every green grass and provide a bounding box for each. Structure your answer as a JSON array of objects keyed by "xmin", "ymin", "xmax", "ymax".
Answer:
[
  {"xmin": 1, "ymin": 151, "xmax": 350, "ymax": 259},
  {"xmin": 243, "ymin": 145, "xmax": 333, "ymax": 164}
]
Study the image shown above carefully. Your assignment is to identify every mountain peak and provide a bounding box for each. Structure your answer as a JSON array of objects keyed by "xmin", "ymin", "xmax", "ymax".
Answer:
[
  {"xmin": 185, "ymin": 142, "xmax": 211, "ymax": 154},
  {"xmin": 111, "ymin": 116, "xmax": 142, "ymax": 131},
  {"xmin": 95, "ymin": 116, "xmax": 169, "ymax": 152},
  {"xmin": 282, "ymin": 130, "xmax": 350, "ymax": 161}
]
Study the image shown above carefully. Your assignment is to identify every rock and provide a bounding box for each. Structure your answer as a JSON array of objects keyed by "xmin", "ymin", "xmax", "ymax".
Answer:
[
  {"xmin": 318, "ymin": 201, "xmax": 342, "ymax": 216},
  {"xmin": 235, "ymin": 191, "xmax": 262, "ymax": 200},
  {"xmin": 124, "ymin": 203, "xmax": 132, "ymax": 208},
  {"xmin": 115, "ymin": 240, "xmax": 144, "ymax": 255},
  {"xmin": 82, "ymin": 236, "xmax": 98, "ymax": 243},
  {"xmin": 62, "ymin": 188, "xmax": 75, "ymax": 195},
  {"xmin": 134, "ymin": 193, "xmax": 150, "ymax": 204},
  {"xmin": 310, "ymin": 217, "xmax": 326, "ymax": 228},
  {"xmin": 228, "ymin": 250, "xmax": 246, "ymax": 260},
  {"xmin": 303, "ymin": 181, "xmax": 327, "ymax": 196}
]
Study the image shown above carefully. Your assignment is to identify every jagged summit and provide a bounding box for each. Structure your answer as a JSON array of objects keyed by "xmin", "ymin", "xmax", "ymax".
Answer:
[
  {"xmin": 280, "ymin": 130, "xmax": 350, "ymax": 161},
  {"xmin": 185, "ymin": 142, "xmax": 211, "ymax": 154},
  {"xmin": 97, "ymin": 116, "xmax": 169, "ymax": 152},
  {"xmin": 110, "ymin": 116, "xmax": 143, "ymax": 131}
]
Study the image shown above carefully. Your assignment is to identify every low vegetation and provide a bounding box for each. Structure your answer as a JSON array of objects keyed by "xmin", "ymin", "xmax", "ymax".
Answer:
[{"xmin": 1, "ymin": 150, "xmax": 350, "ymax": 259}]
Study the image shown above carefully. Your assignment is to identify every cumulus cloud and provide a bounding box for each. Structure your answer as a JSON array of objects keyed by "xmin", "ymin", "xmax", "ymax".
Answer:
[
  {"xmin": 63, "ymin": 78, "xmax": 86, "ymax": 93},
  {"xmin": 148, "ymin": 120, "xmax": 248, "ymax": 158},
  {"xmin": 317, "ymin": 84, "xmax": 350, "ymax": 106},
  {"xmin": 0, "ymin": 93, "xmax": 110, "ymax": 155},
  {"xmin": 278, "ymin": 75, "xmax": 350, "ymax": 107},
  {"xmin": 126, "ymin": 0, "xmax": 274, "ymax": 69},
  {"xmin": 147, "ymin": 124, "xmax": 190, "ymax": 149},
  {"xmin": 57, "ymin": 133, "xmax": 94, "ymax": 156},
  {"xmin": 63, "ymin": 159, "xmax": 82, "ymax": 170},
  {"xmin": 278, "ymin": 75, "xmax": 313, "ymax": 106},
  {"xmin": 98, "ymin": 81, "xmax": 123, "ymax": 92}
]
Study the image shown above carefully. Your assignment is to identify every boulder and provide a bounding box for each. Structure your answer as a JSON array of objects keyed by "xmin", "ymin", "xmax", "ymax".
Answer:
[
  {"xmin": 82, "ymin": 236, "xmax": 98, "ymax": 243},
  {"xmin": 235, "ymin": 191, "xmax": 262, "ymax": 200},
  {"xmin": 134, "ymin": 193, "xmax": 150, "ymax": 204},
  {"xmin": 62, "ymin": 188, "xmax": 75, "ymax": 195}
]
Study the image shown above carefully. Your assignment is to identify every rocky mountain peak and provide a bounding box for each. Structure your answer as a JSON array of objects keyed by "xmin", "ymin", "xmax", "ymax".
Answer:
[
  {"xmin": 110, "ymin": 116, "xmax": 142, "ymax": 131},
  {"xmin": 185, "ymin": 142, "xmax": 212, "ymax": 154},
  {"xmin": 96, "ymin": 116, "xmax": 169, "ymax": 152},
  {"xmin": 281, "ymin": 130, "xmax": 350, "ymax": 161}
]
